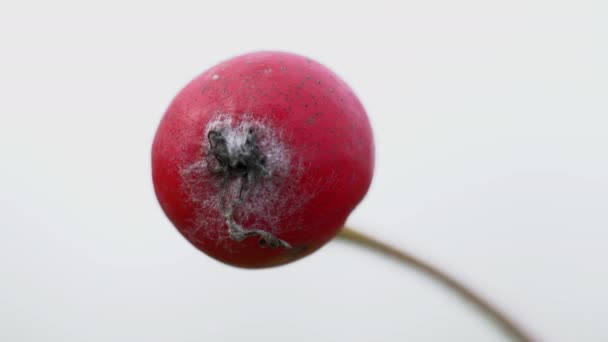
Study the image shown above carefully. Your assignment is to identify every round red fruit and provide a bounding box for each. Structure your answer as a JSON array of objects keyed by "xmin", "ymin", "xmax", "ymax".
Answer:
[{"xmin": 152, "ymin": 51, "xmax": 374, "ymax": 268}]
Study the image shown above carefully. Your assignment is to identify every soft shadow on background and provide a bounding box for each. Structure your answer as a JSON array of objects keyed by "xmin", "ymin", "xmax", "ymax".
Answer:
[{"xmin": 1, "ymin": 1, "xmax": 606, "ymax": 341}]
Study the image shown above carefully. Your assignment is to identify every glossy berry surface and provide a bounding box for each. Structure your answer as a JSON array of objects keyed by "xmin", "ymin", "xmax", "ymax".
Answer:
[{"xmin": 152, "ymin": 51, "xmax": 374, "ymax": 268}]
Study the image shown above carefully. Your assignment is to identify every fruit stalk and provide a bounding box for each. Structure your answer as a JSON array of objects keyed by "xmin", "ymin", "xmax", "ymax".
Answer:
[{"xmin": 337, "ymin": 227, "xmax": 534, "ymax": 342}]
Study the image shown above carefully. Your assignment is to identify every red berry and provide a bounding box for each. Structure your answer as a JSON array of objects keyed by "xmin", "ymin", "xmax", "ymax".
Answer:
[{"xmin": 152, "ymin": 51, "xmax": 374, "ymax": 268}]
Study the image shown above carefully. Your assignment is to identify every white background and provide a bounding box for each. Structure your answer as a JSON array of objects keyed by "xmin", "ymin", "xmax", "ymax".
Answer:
[{"xmin": 1, "ymin": 1, "xmax": 607, "ymax": 341}]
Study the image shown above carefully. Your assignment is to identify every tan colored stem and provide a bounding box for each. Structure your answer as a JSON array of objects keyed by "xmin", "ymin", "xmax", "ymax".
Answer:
[{"xmin": 336, "ymin": 227, "xmax": 534, "ymax": 342}]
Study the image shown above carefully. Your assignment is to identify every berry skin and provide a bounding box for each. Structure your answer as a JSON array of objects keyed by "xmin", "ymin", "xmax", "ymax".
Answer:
[{"xmin": 152, "ymin": 51, "xmax": 374, "ymax": 268}]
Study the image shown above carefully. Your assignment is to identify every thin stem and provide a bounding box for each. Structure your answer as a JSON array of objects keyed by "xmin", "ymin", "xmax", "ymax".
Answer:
[{"xmin": 336, "ymin": 227, "xmax": 534, "ymax": 342}]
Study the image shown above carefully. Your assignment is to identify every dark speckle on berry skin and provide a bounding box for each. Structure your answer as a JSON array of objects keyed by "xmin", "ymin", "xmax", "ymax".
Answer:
[
  {"xmin": 306, "ymin": 112, "xmax": 321, "ymax": 125},
  {"xmin": 316, "ymin": 80, "xmax": 321, "ymax": 85}
]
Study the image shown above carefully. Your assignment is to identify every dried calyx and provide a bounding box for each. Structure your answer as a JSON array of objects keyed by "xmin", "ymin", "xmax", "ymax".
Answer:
[{"xmin": 207, "ymin": 127, "xmax": 291, "ymax": 249}]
